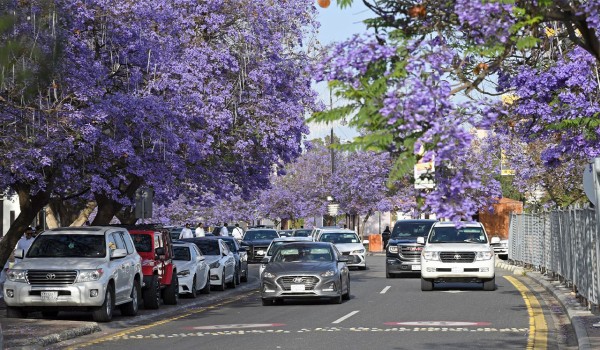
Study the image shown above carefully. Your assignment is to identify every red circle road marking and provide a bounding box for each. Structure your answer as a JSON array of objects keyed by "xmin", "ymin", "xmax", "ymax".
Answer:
[
  {"xmin": 186, "ymin": 323, "xmax": 286, "ymax": 330},
  {"xmin": 385, "ymin": 321, "xmax": 492, "ymax": 327}
]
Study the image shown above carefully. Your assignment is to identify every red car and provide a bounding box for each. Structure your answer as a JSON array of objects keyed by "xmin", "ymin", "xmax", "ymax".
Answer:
[{"xmin": 129, "ymin": 227, "xmax": 178, "ymax": 309}]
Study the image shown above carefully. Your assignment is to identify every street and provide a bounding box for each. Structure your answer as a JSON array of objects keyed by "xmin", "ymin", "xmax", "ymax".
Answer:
[{"xmin": 52, "ymin": 256, "xmax": 574, "ymax": 350}]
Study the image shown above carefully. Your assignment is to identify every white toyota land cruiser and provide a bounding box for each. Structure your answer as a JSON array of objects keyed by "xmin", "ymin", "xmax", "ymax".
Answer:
[
  {"xmin": 4, "ymin": 226, "xmax": 142, "ymax": 322},
  {"xmin": 417, "ymin": 221, "xmax": 496, "ymax": 291}
]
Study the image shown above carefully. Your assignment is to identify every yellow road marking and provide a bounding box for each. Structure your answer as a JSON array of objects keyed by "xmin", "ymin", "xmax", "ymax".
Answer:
[
  {"xmin": 504, "ymin": 276, "xmax": 548, "ymax": 350},
  {"xmin": 67, "ymin": 291, "xmax": 258, "ymax": 350}
]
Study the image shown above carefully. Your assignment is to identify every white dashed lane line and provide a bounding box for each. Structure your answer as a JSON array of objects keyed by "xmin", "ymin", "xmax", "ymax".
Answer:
[
  {"xmin": 380, "ymin": 286, "xmax": 391, "ymax": 294},
  {"xmin": 332, "ymin": 310, "xmax": 360, "ymax": 324}
]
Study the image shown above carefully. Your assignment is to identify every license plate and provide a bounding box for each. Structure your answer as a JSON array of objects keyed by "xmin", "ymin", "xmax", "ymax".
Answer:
[
  {"xmin": 451, "ymin": 267, "xmax": 462, "ymax": 273},
  {"xmin": 41, "ymin": 291, "xmax": 58, "ymax": 301},
  {"xmin": 256, "ymin": 250, "xmax": 265, "ymax": 255},
  {"xmin": 291, "ymin": 284, "xmax": 305, "ymax": 292},
  {"xmin": 411, "ymin": 265, "xmax": 421, "ymax": 271}
]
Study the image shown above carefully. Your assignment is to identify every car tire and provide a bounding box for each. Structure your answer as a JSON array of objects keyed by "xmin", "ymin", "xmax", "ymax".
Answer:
[
  {"xmin": 215, "ymin": 271, "xmax": 226, "ymax": 291},
  {"xmin": 342, "ymin": 278, "xmax": 351, "ymax": 300},
  {"xmin": 143, "ymin": 275, "xmax": 161, "ymax": 309},
  {"xmin": 483, "ymin": 277, "xmax": 496, "ymax": 291},
  {"xmin": 241, "ymin": 265, "xmax": 248, "ymax": 282},
  {"xmin": 235, "ymin": 266, "xmax": 242, "ymax": 285},
  {"xmin": 227, "ymin": 269, "xmax": 238, "ymax": 289},
  {"xmin": 163, "ymin": 273, "xmax": 179, "ymax": 305},
  {"xmin": 42, "ymin": 311, "xmax": 59, "ymax": 318},
  {"xmin": 331, "ymin": 293, "xmax": 343, "ymax": 304},
  {"xmin": 261, "ymin": 298, "xmax": 272, "ymax": 306},
  {"xmin": 385, "ymin": 268, "xmax": 394, "ymax": 278},
  {"xmin": 92, "ymin": 284, "xmax": 114, "ymax": 322},
  {"xmin": 7, "ymin": 306, "xmax": 27, "ymax": 318},
  {"xmin": 200, "ymin": 273, "xmax": 211, "ymax": 294},
  {"xmin": 421, "ymin": 277, "xmax": 434, "ymax": 291},
  {"xmin": 120, "ymin": 279, "xmax": 140, "ymax": 316},
  {"xmin": 189, "ymin": 275, "xmax": 197, "ymax": 298},
  {"xmin": 358, "ymin": 265, "xmax": 367, "ymax": 270}
]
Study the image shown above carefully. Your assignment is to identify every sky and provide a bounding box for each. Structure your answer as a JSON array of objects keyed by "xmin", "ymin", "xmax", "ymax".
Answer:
[{"xmin": 307, "ymin": 1, "xmax": 372, "ymax": 142}]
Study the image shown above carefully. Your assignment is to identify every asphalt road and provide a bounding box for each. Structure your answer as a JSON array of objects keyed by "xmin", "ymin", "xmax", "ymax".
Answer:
[{"xmin": 54, "ymin": 256, "xmax": 574, "ymax": 350}]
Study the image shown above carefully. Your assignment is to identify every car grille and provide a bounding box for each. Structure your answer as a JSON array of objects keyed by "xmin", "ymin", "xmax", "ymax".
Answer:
[
  {"xmin": 399, "ymin": 246, "xmax": 422, "ymax": 260},
  {"xmin": 440, "ymin": 252, "xmax": 476, "ymax": 263},
  {"xmin": 250, "ymin": 246, "xmax": 269, "ymax": 263},
  {"xmin": 341, "ymin": 252, "xmax": 350, "ymax": 256},
  {"xmin": 26, "ymin": 270, "xmax": 78, "ymax": 285},
  {"xmin": 277, "ymin": 276, "xmax": 319, "ymax": 291}
]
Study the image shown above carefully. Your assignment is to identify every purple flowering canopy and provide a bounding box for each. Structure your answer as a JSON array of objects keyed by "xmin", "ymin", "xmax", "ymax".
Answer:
[{"xmin": 312, "ymin": 0, "xmax": 600, "ymax": 219}]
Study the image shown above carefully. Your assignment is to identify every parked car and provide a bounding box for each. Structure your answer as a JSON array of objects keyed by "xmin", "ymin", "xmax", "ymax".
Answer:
[
  {"xmin": 418, "ymin": 221, "xmax": 496, "ymax": 291},
  {"xmin": 240, "ymin": 228, "xmax": 280, "ymax": 263},
  {"xmin": 182, "ymin": 238, "xmax": 236, "ymax": 291},
  {"xmin": 292, "ymin": 229, "xmax": 313, "ymax": 237},
  {"xmin": 173, "ymin": 242, "xmax": 211, "ymax": 297},
  {"xmin": 4, "ymin": 227, "xmax": 142, "ymax": 322},
  {"xmin": 490, "ymin": 236, "xmax": 508, "ymax": 260},
  {"xmin": 204, "ymin": 235, "xmax": 248, "ymax": 283},
  {"xmin": 259, "ymin": 236, "xmax": 314, "ymax": 276},
  {"xmin": 278, "ymin": 230, "xmax": 294, "ymax": 237},
  {"xmin": 168, "ymin": 227, "xmax": 183, "ymax": 241},
  {"xmin": 385, "ymin": 219, "xmax": 437, "ymax": 278},
  {"xmin": 260, "ymin": 242, "xmax": 351, "ymax": 305},
  {"xmin": 316, "ymin": 229, "xmax": 366, "ymax": 270}
]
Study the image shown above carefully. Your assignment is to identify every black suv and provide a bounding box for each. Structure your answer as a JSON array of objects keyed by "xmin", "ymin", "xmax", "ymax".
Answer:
[
  {"xmin": 240, "ymin": 229, "xmax": 280, "ymax": 263},
  {"xmin": 385, "ymin": 219, "xmax": 437, "ymax": 278}
]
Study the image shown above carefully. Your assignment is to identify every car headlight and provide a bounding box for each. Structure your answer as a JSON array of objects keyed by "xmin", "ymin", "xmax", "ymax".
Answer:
[
  {"xmin": 263, "ymin": 272, "xmax": 276, "ymax": 279},
  {"xmin": 209, "ymin": 261, "xmax": 220, "ymax": 269},
  {"xmin": 7, "ymin": 269, "xmax": 27, "ymax": 282},
  {"xmin": 422, "ymin": 251, "xmax": 440, "ymax": 261},
  {"xmin": 475, "ymin": 251, "xmax": 494, "ymax": 261},
  {"xmin": 351, "ymin": 249, "xmax": 365, "ymax": 254},
  {"xmin": 388, "ymin": 245, "xmax": 398, "ymax": 253},
  {"xmin": 320, "ymin": 270, "xmax": 336, "ymax": 277},
  {"xmin": 177, "ymin": 270, "xmax": 190, "ymax": 277},
  {"xmin": 76, "ymin": 269, "xmax": 104, "ymax": 282}
]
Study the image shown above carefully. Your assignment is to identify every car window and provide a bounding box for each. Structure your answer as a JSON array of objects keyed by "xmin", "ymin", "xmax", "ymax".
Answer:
[
  {"xmin": 293, "ymin": 229, "xmax": 312, "ymax": 237},
  {"xmin": 429, "ymin": 226, "xmax": 487, "ymax": 243},
  {"xmin": 155, "ymin": 233, "xmax": 163, "ymax": 248},
  {"xmin": 391, "ymin": 222, "xmax": 435, "ymax": 239},
  {"xmin": 318, "ymin": 232, "xmax": 359, "ymax": 244},
  {"xmin": 123, "ymin": 233, "xmax": 135, "ymax": 254},
  {"xmin": 112, "ymin": 233, "xmax": 127, "ymax": 251},
  {"xmin": 173, "ymin": 246, "xmax": 191, "ymax": 261},
  {"xmin": 193, "ymin": 245, "xmax": 203, "ymax": 257},
  {"xmin": 132, "ymin": 234, "xmax": 153, "ymax": 252},
  {"xmin": 222, "ymin": 239, "xmax": 237, "ymax": 252},
  {"xmin": 272, "ymin": 246, "xmax": 333, "ymax": 262},
  {"xmin": 243, "ymin": 230, "xmax": 279, "ymax": 241},
  {"xmin": 221, "ymin": 242, "xmax": 230, "ymax": 255},
  {"xmin": 107, "ymin": 233, "xmax": 117, "ymax": 251},
  {"xmin": 27, "ymin": 234, "xmax": 106, "ymax": 258},
  {"xmin": 190, "ymin": 240, "xmax": 221, "ymax": 255}
]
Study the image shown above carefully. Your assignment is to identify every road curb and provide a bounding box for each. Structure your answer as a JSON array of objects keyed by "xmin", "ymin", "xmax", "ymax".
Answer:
[
  {"xmin": 496, "ymin": 261, "xmax": 598, "ymax": 350},
  {"xmin": 2, "ymin": 320, "xmax": 100, "ymax": 349}
]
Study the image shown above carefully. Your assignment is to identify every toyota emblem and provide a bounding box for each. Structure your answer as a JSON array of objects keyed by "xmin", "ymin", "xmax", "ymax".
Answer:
[
  {"xmin": 453, "ymin": 254, "xmax": 461, "ymax": 260},
  {"xmin": 292, "ymin": 277, "xmax": 304, "ymax": 283},
  {"xmin": 46, "ymin": 273, "xmax": 56, "ymax": 279}
]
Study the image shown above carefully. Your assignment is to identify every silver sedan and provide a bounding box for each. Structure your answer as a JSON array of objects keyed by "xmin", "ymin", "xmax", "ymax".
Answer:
[{"xmin": 260, "ymin": 242, "xmax": 351, "ymax": 305}]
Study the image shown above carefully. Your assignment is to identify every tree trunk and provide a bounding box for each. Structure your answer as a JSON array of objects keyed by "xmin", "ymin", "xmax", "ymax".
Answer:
[
  {"xmin": 116, "ymin": 205, "xmax": 138, "ymax": 225},
  {"xmin": 359, "ymin": 209, "xmax": 373, "ymax": 242},
  {"xmin": 70, "ymin": 201, "xmax": 97, "ymax": 226},
  {"xmin": 45, "ymin": 204, "xmax": 60, "ymax": 229},
  {"xmin": 92, "ymin": 194, "xmax": 124, "ymax": 225},
  {"xmin": 0, "ymin": 184, "xmax": 50, "ymax": 270}
]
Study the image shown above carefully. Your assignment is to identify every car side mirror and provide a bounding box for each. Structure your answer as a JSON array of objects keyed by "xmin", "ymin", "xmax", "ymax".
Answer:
[
  {"xmin": 13, "ymin": 249, "xmax": 24, "ymax": 259},
  {"xmin": 490, "ymin": 237, "xmax": 500, "ymax": 244},
  {"xmin": 198, "ymin": 255, "xmax": 205, "ymax": 261},
  {"xmin": 417, "ymin": 237, "xmax": 425, "ymax": 244},
  {"xmin": 110, "ymin": 248, "xmax": 127, "ymax": 259},
  {"xmin": 261, "ymin": 257, "xmax": 270, "ymax": 264}
]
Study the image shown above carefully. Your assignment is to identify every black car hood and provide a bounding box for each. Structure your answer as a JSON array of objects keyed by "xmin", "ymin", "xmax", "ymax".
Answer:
[
  {"xmin": 241, "ymin": 239, "xmax": 273, "ymax": 246},
  {"xmin": 264, "ymin": 262, "xmax": 337, "ymax": 274}
]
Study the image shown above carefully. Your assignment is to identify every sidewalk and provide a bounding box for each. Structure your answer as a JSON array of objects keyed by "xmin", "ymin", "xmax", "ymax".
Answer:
[{"xmin": 497, "ymin": 260, "xmax": 600, "ymax": 350}]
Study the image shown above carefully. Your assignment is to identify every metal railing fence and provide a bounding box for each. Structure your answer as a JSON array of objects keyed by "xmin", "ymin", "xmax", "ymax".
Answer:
[{"xmin": 508, "ymin": 207, "xmax": 600, "ymax": 306}]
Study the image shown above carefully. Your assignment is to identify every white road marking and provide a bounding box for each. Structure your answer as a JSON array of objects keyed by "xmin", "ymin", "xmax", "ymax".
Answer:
[
  {"xmin": 380, "ymin": 286, "xmax": 391, "ymax": 294},
  {"xmin": 332, "ymin": 310, "xmax": 360, "ymax": 324}
]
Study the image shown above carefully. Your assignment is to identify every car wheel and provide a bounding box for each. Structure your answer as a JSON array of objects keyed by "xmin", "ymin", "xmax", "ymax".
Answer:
[
  {"xmin": 227, "ymin": 269, "xmax": 238, "ymax": 289},
  {"xmin": 241, "ymin": 265, "xmax": 248, "ymax": 282},
  {"xmin": 261, "ymin": 298, "xmax": 272, "ymax": 306},
  {"xmin": 120, "ymin": 279, "xmax": 140, "ymax": 316},
  {"xmin": 235, "ymin": 266, "xmax": 241, "ymax": 285},
  {"xmin": 92, "ymin": 284, "xmax": 114, "ymax": 322},
  {"xmin": 189, "ymin": 275, "xmax": 197, "ymax": 298},
  {"xmin": 7, "ymin": 306, "xmax": 27, "ymax": 318},
  {"xmin": 200, "ymin": 273, "xmax": 211, "ymax": 294},
  {"xmin": 385, "ymin": 268, "xmax": 394, "ymax": 278},
  {"xmin": 143, "ymin": 275, "xmax": 161, "ymax": 309},
  {"xmin": 163, "ymin": 272, "xmax": 179, "ymax": 305},
  {"xmin": 483, "ymin": 276, "xmax": 496, "ymax": 291},
  {"xmin": 421, "ymin": 277, "xmax": 434, "ymax": 291},
  {"xmin": 215, "ymin": 271, "xmax": 226, "ymax": 291},
  {"xmin": 41, "ymin": 311, "xmax": 59, "ymax": 318},
  {"xmin": 342, "ymin": 277, "xmax": 351, "ymax": 300}
]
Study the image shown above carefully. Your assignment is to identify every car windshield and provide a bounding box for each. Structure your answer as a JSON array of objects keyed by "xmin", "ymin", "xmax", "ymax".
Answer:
[
  {"xmin": 222, "ymin": 239, "xmax": 237, "ymax": 252},
  {"xmin": 318, "ymin": 232, "xmax": 359, "ymax": 244},
  {"xmin": 27, "ymin": 234, "xmax": 106, "ymax": 258},
  {"xmin": 293, "ymin": 229, "xmax": 312, "ymax": 237},
  {"xmin": 191, "ymin": 240, "xmax": 221, "ymax": 255},
  {"xmin": 429, "ymin": 226, "xmax": 488, "ymax": 243},
  {"xmin": 272, "ymin": 246, "xmax": 333, "ymax": 262},
  {"xmin": 267, "ymin": 241, "xmax": 295, "ymax": 256},
  {"xmin": 173, "ymin": 246, "xmax": 191, "ymax": 261},
  {"xmin": 390, "ymin": 222, "xmax": 435, "ymax": 239},
  {"xmin": 243, "ymin": 230, "xmax": 279, "ymax": 241},
  {"xmin": 131, "ymin": 234, "xmax": 152, "ymax": 252}
]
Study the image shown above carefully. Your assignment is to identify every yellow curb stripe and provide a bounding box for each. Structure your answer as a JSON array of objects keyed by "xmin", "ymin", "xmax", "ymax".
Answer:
[
  {"xmin": 504, "ymin": 276, "xmax": 547, "ymax": 350},
  {"xmin": 67, "ymin": 290, "xmax": 258, "ymax": 350}
]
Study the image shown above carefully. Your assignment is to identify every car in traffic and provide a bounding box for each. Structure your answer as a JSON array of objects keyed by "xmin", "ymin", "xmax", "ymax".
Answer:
[
  {"xmin": 316, "ymin": 229, "xmax": 366, "ymax": 270},
  {"xmin": 259, "ymin": 236, "xmax": 314, "ymax": 276},
  {"xmin": 278, "ymin": 230, "xmax": 294, "ymax": 237},
  {"xmin": 4, "ymin": 227, "xmax": 142, "ymax": 322},
  {"xmin": 240, "ymin": 228, "xmax": 280, "ymax": 263},
  {"xmin": 418, "ymin": 221, "xmax": 496, "ymax": 291},
  {"xmin": 182, "ymin": 238, "xmax": 236, "ymax": 291},
  {"xmin": 490, "ymin": 236, "xmax": 508, "ymax": 260},
  {"xmin": 260, "ymin": 242, "xmax": 351, "ymax": 305},
  {"xmin": 203, "ymin": 235, "xmax": 248, "ymax": 283},
  {"xmin": 173, "ymin": 242, "xmax": 211, "ymax": 297},
  {"xmin": 292, "ymin": 229, "xmax": 313, "ymax": 237},
  {"xmin": 385, "ymin": 219, "xmax": 437, "ymax": 278}
]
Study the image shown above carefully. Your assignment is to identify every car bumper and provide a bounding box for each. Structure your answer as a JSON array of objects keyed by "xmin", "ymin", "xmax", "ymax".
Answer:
[
  {"xmin": 386, "ymin": 257, "xmax": 421, "ymax": 273},
  {"xmin": 420, "ymin": 259, "xmax": 495, "ymax": 280},
  {"xmin": 209, "ymin": 267, "xmax": 224, "ymax": 286},
  {"xmin": 3, "ymin": 281, "xmax": 107, "ymax": 308},
  {"xmin": 344, "ymin": 253, "xmax": 366, "ymax": 267},
  {"xmin": 261, "ymin": 275, "xmax": 342, "ymax": 299},
  {"xmin": 177, "ymin": 274, "xmax": 195, "ymax": 294}
]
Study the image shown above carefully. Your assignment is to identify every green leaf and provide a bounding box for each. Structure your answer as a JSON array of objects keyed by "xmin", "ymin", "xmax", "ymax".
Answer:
[{"xmin": 515, "ymin": 36, "xmax": 539, "ymax": 50}]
